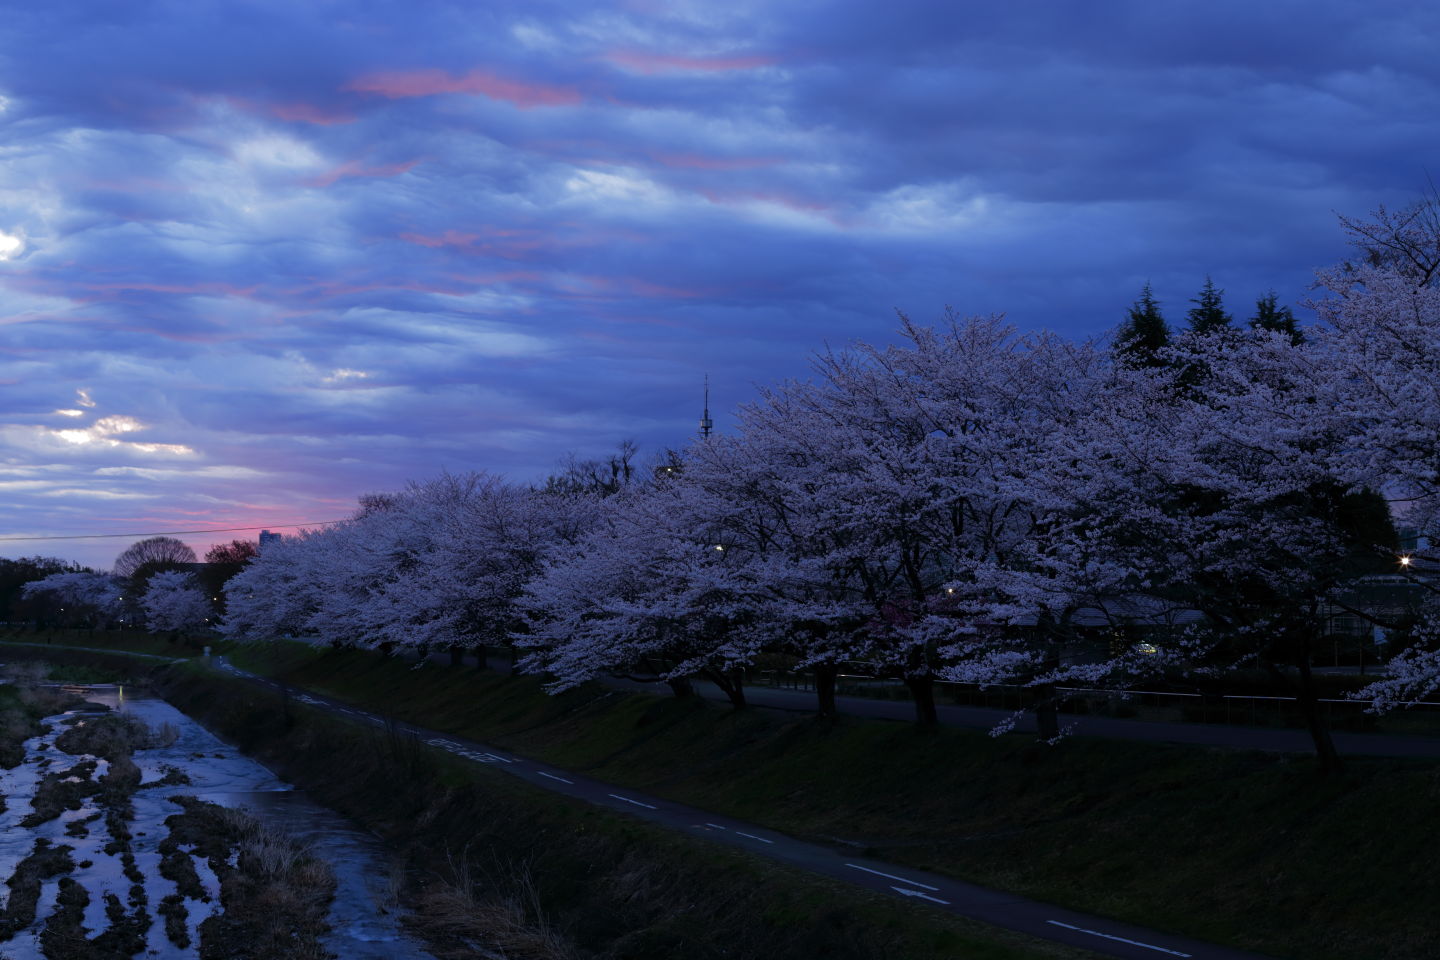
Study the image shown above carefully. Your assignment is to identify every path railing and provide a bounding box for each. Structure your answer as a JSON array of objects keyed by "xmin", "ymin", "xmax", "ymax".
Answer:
[{"xmin": 752, "ymin": 669, "xmax": 1440, "ymax": 734}]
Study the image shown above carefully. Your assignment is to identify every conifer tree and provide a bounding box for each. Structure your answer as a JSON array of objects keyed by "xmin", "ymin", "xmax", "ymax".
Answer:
[
  {"xmin": 1186, "ymin": 276, "xmax": 1232, "ymax": 333},
  {"xmin": 1250, "ymin": 290, "xmax": 1302, "ymax": 344},
  {"xmin": 1115, "ymin": 282, "xmax": 1170, "ymax": 367}
]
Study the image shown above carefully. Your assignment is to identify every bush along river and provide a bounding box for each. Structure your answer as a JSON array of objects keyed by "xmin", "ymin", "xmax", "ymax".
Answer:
[{"xmin": 0, "ymin": 677, "xmax": 435, "ymax": 959}]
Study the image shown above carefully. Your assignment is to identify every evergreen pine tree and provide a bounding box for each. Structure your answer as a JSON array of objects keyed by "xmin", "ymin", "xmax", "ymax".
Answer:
[
  {"xmin": 1115, "ymin": 282, "xmax": 1170, "ymax": 367},
  {"xmin": 1186, "ymin": 276, "xmax": 1232, "ymax": 333},
  {"xmin": 1250, "ymin": 290, "xmax": 1302, "ymax": 344}
]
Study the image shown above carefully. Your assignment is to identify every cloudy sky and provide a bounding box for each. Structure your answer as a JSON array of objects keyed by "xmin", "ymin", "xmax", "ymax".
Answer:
[{"xmin": 2, "ymin": 0, "xmax": 1437, "ymax": 569}]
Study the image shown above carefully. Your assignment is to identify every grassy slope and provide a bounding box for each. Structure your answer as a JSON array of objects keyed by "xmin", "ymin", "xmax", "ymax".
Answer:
[
  {"xmin": 157, "ymin": 660, "xmax": 1093, "ymax": 960},
  {"xmin": 207, "ymin": 642, "xmax": 1440, "ymax": 960},
  {"xmin": 10, "ymin": 633, "xmax": 1439, "ymax": 958}
]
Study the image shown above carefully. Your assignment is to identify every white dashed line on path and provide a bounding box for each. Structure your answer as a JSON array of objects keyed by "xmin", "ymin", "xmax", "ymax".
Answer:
[
  {"xmin": 608, "ymin": 794, "xmax": 658, "ymax": 810},
  {"xmin": 537, "ymin": 771, "xmax": 573, "ymax": 784},
  {"xmin": 844, "ymin": 863, "xmax": 939, "ymax": 891},
  {"xmin": 1045, "ymin": 921, "xmax": 1193, "ymax": 957},
  {"xmin": 734, "ymin": 831, "xmax": 774, "ymax": 844}
]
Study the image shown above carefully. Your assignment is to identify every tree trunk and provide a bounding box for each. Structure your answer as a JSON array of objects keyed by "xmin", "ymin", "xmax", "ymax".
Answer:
[
  {"xmin": 666, "ymin": 676, "xmax": 695, "ymax": 699},
  {"xmin": 377, "ymin": 641, "xmax": 395, "ymax": 657},
  {"xmin": 904, "ymin": 675, "xmax": 939, "ymax": 727},
  {"xmin": 705, "ymin": 667, "xmax": 747, "ymax": 708},
  {"xmin": 814, "ymin": 663, "xmax": 840, "ymax": 718},
  {"xmin": 448, "ymin": 644, "xmax": 464, "ymax": 667},
  {"xmin": 1032, "ymin": 682, "xmax": 1061, "ymax": 741},
  {"xmin": 1295, "ymin": 648, "xmax": 1343, "ymax": 775},
  {"xmin": 473, "ymin": 645, "xmax": 488, "ymax": 671}
]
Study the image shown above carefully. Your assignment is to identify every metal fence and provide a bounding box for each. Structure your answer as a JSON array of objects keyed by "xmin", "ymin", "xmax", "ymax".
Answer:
[{"xmin": 753, "ymin": 669, "xmax": 1440, "ymax": 733}]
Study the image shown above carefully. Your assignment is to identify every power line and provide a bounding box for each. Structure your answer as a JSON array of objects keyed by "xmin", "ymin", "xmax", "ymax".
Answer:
[{"xmin": 0, "ymin": 520, "xmax": 348, "ymax": 543}]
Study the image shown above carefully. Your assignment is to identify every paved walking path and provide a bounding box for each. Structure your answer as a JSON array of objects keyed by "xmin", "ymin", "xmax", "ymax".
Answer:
[
  {"xmin": 12, "ymin": 640, "xmax": 1429, "ymax": 957},
  {"xmin": 683, "ymin": 680, "xmax": 1440, "ymax": 758},
  {"xmin": 198, "ymin": 654, "xmax": 1276, "ymax": 960},
  {"xmin": 416, "ymin": 647, "xmax": 1440, "ymax": 758}
]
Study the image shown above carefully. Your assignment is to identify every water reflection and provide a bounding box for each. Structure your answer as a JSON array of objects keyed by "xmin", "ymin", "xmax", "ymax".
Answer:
[{"xmin": 0, "ymin": 686, "xmax": 433, "ymax": 959}]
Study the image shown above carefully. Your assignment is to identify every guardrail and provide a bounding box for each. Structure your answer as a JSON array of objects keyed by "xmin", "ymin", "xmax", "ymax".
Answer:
[{"xmin": 753, "ymin": 669, "xmax": 1440, "ymax": 732}]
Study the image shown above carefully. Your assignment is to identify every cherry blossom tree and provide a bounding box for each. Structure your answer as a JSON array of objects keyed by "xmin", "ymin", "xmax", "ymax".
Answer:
[
  {"xmin": 679, "ymin": 426, "xmax": 875, "ymax": 717},
  {"xmin": 1314, "ymin": 195, "xmax": 1440, "ymax": 715},
  {"xmin": 21, "ymin": 571, "xmax": 124, "ymax": 627},
  {"xmin": 518, "ymin": 482, "xmax": 763, "ymax": 706},
  {"xmin": 220, "ymin": 528, "xmax": 331, "ymax": 643},
  {"xmin": 765, "ymin": 314, "xmax": 1096, "ymax": 727},
  {"xmin": 141, "ymin": 570, "xmax": 213, "ymax": 634},
  {"xmin": 985, "ymin": 324, "xmax": 1392, "ymax": 766},
  {"xmin": 375, "ymin": 474, "xmax": 598, "ymax": 667}
]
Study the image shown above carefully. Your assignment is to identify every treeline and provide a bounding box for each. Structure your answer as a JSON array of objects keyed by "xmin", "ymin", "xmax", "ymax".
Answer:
[
  {"xmin": 209, "ymin": 199, "xmax": 1440, "ymax": 772},
  {"xmin": 18, "ymin": 537, "xmax": 258, "ymax": 634}
]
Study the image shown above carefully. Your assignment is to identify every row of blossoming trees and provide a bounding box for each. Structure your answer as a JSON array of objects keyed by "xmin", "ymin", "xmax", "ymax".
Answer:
[
  {"xmin": 20, "ymin": 537, "xmax": 256, "ymax": 634},
  {"xmin": 215, "ymin": 204, "xmax": 1440, "ymax": 770}
]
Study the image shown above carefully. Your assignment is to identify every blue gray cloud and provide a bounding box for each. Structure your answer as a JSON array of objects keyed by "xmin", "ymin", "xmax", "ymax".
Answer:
[{"xmin": 2, "ymin": 0, "xmax": 1437, "ymax": 567}]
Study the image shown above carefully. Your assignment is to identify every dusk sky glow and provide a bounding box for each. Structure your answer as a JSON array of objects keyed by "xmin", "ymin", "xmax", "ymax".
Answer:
[{"xmin": 3, "ymin": 0, "xmax": 1439, "ymax": 569}]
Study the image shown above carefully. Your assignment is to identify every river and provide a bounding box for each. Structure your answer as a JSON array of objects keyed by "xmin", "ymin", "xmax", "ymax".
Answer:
[{"xmin": 0, "ymin": 684, "xmax": 436, "ymax": 959}]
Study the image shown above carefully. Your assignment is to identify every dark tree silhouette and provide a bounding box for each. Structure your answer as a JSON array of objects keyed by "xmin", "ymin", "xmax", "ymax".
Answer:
[
  {"xmin": 1250, "ymin": 290, "xmax": 1302, "ymax": 344},
  {"xmin": 204, "ymin": 540, "xmax": 258, "ymax": 565},
  {"xmin": 1115, "ymin": 282, "xmax": 1170, "ymax": 367},
  {"xmin": 200, "ymin": 539, "xmax": 259, "ymax": 611},
  {"xmin": 113, "ymin": 537, "xmax": 197, "ymax": 579},
  {"xmin": 1186, "ymin": 276, "xmax": 1232, "ymax": 333}
]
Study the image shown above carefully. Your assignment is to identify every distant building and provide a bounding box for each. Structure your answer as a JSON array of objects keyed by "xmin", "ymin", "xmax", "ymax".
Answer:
[{"xmin": 258, "ymin": 530, "xmax": 283, "ymax": 553}]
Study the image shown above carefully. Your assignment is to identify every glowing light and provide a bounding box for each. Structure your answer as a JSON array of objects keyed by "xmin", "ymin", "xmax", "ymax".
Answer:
[{"xmin": 1400, "ymin": 555, "xmax": 1413, "ymax": 567}]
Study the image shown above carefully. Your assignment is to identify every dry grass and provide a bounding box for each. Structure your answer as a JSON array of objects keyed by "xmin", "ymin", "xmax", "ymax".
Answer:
[
  {"xmin": 1, "ymin": 662, "xmax": 49, "ymax": 685},
  {"xmin": 410, "ymin": 847, "xmax": 578, "ymax": 960}
]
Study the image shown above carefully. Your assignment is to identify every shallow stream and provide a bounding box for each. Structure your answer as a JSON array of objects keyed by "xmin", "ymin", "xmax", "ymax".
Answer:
[{"xmin": 0, "ymin": 685, "xmax": 435, "ymax": 959}]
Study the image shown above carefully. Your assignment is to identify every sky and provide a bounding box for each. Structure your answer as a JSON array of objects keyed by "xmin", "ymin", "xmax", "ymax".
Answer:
[{"xmin": 3, "ymin": 0, "xmax": 1439, "ymax": 570}]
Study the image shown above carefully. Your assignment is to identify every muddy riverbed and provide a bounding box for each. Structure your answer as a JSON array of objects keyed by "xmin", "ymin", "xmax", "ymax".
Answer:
[{"xmin": 0, "ymin": 684, "xmax": 436, "ymax": 959}]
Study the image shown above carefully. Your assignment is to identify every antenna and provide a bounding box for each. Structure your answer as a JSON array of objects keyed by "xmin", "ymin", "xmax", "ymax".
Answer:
[{"xmin": 699, "ymin": 374, "xmax": 714, "ymax": 439}]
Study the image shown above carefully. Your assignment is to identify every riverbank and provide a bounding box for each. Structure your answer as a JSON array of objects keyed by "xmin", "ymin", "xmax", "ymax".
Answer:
[
  {"xmin": 223, "ymin": 642, "xmax": 1440, "ymax": 960},
  {"xmin": 9, "ymin": 636, "xmax": 1440, "ymax": 958},
  {"xmin": 151, "ymin": 657, "xmax": 1092, "ymax": 960},
  {"xmin": 0, "ymin": 672, "xmax": 433, "ymax": 958}
]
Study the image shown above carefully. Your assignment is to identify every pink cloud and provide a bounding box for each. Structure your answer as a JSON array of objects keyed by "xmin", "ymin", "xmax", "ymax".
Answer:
[
  {"xmin": 223, "ymin": 95, "xmax": 357, "ymax": 126},
  {"xmin": 298, "ymin": 277, "xmax": 475, "ymax": 298},
  {"xmin": 306, "ymin": 158, "xmax": 421, "ymax": 188},
  {"xmin": 399, "ymin": 230, "xmax": 480, "ymax": 249},
  {"xmin": 604, "ymin": 50, "xmax": 775, "ymax": 74},
  {"xmin": 345, "ymin": 68, "xmax": 582, "ymax": 108},
  {"xmin": 447, "ymin": 270, "xmax": 545, "ymax": 285},
  {"xmin": 269, "ymin": 101, "xmax": 358, "ymax": 125},
  {"xmin": 549, "ymin": 274, "xmax": 713, "ymax": 301},
  {"xmin": 78, "ymin": 281, "xmax": 261, "ymax": 300},
  {"xmin": 81, "ymin": 176, "xmax": 188, "ymax": 193},
  {"xmin": 651, "ymin": 152, "xmax": 782, "ymax": 171},
  {"xmin": 398, "ymin": 226, "xmax": 555, "ymax": 260},
  {"xmin": 622, "ymin": 278, "xmax": 710, "ymax": 299},
  {"xmin": 698, "ymin": 187, "xmax": 842, "ymax": 224}
]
